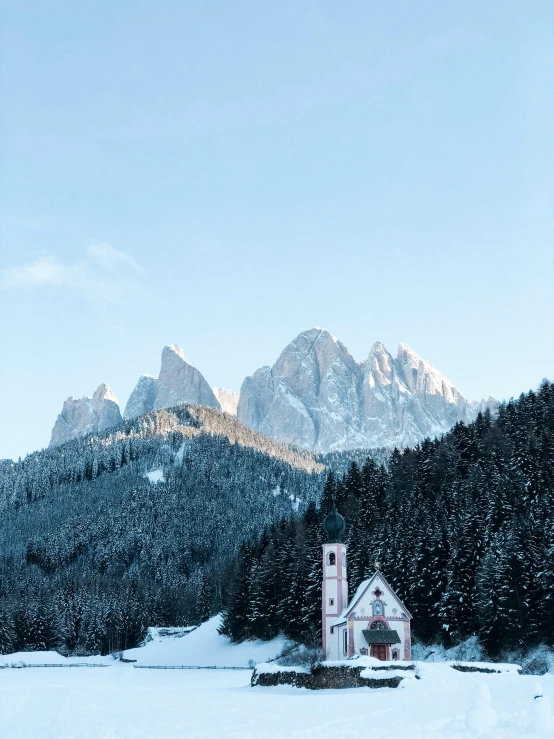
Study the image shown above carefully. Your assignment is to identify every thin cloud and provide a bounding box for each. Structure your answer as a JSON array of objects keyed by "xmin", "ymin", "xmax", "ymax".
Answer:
[
  {"xmin": 1, "ymin": 244, "xmax": 146, "ymax": 305},
  {"xmin": 87, "ymin": 242, "xmax": 141, "ymax": 271}
]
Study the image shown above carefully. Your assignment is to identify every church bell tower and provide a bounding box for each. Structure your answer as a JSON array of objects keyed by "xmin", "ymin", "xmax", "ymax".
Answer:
[{"xmin": 321, "ymin": 504, "xmax": 348, "ymax": 659}]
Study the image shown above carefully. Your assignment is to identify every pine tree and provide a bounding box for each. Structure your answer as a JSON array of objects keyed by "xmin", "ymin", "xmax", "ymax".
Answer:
[
  {"xmin": 219, "ymin": 544, "xmax": 255, "ymax": 641},
  {"xmin": 0, "ymin": 607, "xmax": 16, "ymax": 654}
]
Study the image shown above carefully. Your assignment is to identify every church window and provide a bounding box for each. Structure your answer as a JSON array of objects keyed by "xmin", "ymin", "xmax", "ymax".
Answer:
[
  {"xmin": 343, "ymin": 630, "xmax": 348, "ymax": 655},
  {"xmin": 370, "ymin": 621, "xmax": 386, "ymax": 630},
  {"xmin": 392, "ymin": 649, "xmax": 399, "ymax": 660},
  {"xmin": 328, "ymin": 552, "xmax": 336, "ymax": 566},
  {"xmin": 329, "ymin": 598, "xmax": 334, "ymax": 607}
]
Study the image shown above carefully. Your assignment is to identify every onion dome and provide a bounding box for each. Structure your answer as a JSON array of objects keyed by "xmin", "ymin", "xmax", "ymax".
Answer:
[{"xmin": 322, "ymin": 503, "xmax": 346, "ymax": 543}]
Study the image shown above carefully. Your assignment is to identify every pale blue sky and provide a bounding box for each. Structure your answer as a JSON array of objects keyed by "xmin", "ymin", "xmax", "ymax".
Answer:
[{"xmin": 1, "ymin": 1, "xmax": 553, "ymax": 460}]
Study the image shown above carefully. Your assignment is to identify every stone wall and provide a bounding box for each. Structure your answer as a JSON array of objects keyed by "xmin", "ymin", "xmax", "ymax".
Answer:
[{"xmin": 251, "ymin": 663, "xmax": 412, "ymax": 689}]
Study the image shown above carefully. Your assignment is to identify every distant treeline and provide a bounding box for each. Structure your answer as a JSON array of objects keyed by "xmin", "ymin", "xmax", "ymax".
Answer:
[{"xmin": 220, "ymin": 381, "xmax": 554, "ymax": 657}]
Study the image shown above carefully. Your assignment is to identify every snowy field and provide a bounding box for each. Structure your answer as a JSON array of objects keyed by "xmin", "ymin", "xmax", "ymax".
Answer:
[{"xmin": 1, "ymin": 618, "xmax": 553, "ymax": 739}]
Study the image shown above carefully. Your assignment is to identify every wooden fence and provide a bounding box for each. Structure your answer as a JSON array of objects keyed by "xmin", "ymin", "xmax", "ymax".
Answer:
[
  {"xmin": 133, "ymin": 665, "xmax": 251, "ymax": 670},
  {"xmin": 1, "ymin": 663, "xmax": 110, "ymax": 668}
]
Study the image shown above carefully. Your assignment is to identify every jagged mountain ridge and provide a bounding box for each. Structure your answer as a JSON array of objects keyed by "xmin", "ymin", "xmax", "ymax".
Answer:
[
  {"xmin": 123, "ymin": 345, "xmax": 220, "ymax": 420},
  {"xmin": 49, "ymin": 345, "xmax": 221, "ymax": 447},
  {"xmin": 49, "ymin": 383, "xmax": 122, "ymax": 447},
  {"xmin": 237, "ymin": 328, "xmax": 494, "ymax": 452},
  {"xmin": 48, "ymin": 329, "xmax": 495, "ymax": 452}
]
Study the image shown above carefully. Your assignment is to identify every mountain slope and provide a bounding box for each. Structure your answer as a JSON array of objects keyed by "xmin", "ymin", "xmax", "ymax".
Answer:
[
  {"xmin": 238, "ymin": 328, "xmax": 485, "ymax": 452},
  {"xmin": 0, "ymin": 405, "xmax": 324, "ymax": 655}
]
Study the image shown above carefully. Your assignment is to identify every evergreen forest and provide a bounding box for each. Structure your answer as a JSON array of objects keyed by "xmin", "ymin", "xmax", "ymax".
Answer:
[
  {"xmin": 220, "ymin": 381, "xmax": 554, "ymax": 658},
  {"xmin": 0, "ymin": 405, "xmax": 324, "ymax": 655}
]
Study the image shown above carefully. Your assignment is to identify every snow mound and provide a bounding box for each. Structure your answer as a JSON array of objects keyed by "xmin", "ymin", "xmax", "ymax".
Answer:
[
  {"xmin": 533, "ymin": 682, "xmax": 554, "ymax": 735},
  {"xmin": 465, "ymin": 684, "xmax": 497, "ymax": 736},
  {"xmin": 123, "ymin": 614, "xmax": 286, "ymax": 667}
]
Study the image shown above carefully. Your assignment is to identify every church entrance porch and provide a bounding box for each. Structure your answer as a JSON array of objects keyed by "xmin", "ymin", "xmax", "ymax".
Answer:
[
  {"xmin": 370, "ymin": 644, "xmax": 388, "ymax": 661},
  {"xmin": 362, "ymin": 626, "xmax": 401, "ymax": 661}
]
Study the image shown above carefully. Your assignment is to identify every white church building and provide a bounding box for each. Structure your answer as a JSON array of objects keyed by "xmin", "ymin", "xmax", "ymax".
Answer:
[{"xmin": 321, "ymin": 505, "xmax": 412, "ymax": 661}]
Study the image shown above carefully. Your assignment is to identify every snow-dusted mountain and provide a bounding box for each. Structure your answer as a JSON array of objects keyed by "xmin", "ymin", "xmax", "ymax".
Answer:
[
  {"xmin": 213, "ymin": 388, "xmax": 239, "ymax": 416},
  {"xmin": 50, "ymin": 384, "xmax": 122, "ymax": 447},
  {"xmin": 123, "ymin": 374, "xmax": 157, "ymax": 420},
  {"xmin": 48, "ymin": 330, "xmax": 494, "ymax": 451},
  {"xmin": 49, "ymin": 346, "xmax": 221, "ymax": 446},
  {"xmin": 237, "ymin": 328, "xmax": 489, "ymax": 452},
  {"xmin": 123, "ymin": 345, "xmax": 220, "ymax": 419}
]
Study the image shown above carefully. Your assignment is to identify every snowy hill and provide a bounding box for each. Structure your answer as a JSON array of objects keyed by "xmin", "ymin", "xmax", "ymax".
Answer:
[
  {"xmin": 123, "ymin": 615, "xmax": 286, "ymax": 667},
  {"xmin": 0, "ymin": 405, "xmax": 324, "ymax": 656}
]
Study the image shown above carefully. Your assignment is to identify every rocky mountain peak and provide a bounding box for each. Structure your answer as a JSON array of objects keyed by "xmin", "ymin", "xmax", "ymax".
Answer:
[
  {"xmin": 49, "ymin": 329, "xmax": 496, "ymax": 454},
  {"xmin": 237, "ymin": 328, "xmax": 365, "ymax": 452},
  {"xmin": 92, "ymin": 383, "xmax": 118, "ymax": 406},
  {"xmin": 396, "ymin": 343, "xmax": 421, "ymax": 366},
  {"xmin": 364, "ymin": 342, "xmax": 397, "ymax": 388},
  {"xmin": 123, "ymin": 345, "xmax": 220, "ymax": 421},
  {"xmin": 238, "ymin": 329, "xmax": 487, "ymax": 452},
  {"xmin": 123, "ymin": 375, "xmax": 157, "ymax": 420},
  {"xmin": 50, "ymin": 384, "xmax": 123, "ymax": 447},
  {"xmin": 395, "ymin": 344, "xmax": 464, "ymax": 404},
  {"xmin": 155, "ymin": 344, "xmax": 219, "ymax": 411},
  {"xmin": 163, "ymin": 344, "xmax": 186, "ymax": 362},
  {"xmin": 92, "ymin": 384, "xmax": 123, "ymax": 433},
  {"xmin": 213, "ymin": 388, "xmax": 239, "ymax": 416}
]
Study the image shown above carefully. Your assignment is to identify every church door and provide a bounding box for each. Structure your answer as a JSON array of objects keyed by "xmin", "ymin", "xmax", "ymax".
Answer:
[{"xmin": 371, "ymin": 644, "xmax": 387, "ymax": 661}]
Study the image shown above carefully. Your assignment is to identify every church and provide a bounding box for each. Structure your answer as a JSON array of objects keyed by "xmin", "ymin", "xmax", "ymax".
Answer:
[{"xmin": 321, "ymin": 505, "xmax": 412, "ymax": 661}]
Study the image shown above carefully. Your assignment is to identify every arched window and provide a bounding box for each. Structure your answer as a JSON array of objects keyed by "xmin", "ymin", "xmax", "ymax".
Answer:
[
  {"xmin": 391, "ymin": 649, "xmax": 399, "ymax": 661},
  {"xmin": 328, "ymin": 552, "xmax": 336, "ymax": 566},
  {"xmin": 370, "ymin": 621, "xmax": 386, "ymax": 630}
]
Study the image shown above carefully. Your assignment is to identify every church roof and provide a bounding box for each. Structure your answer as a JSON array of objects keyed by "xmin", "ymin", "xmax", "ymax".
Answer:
[
  {"xmin": 322, "ymin": 504, "xmax": 346, "ymax": 543},
  {"xmin": 332, "ymin": 570, "xmax": 412, "ymax": 626},
  {"xmin": 362, "ymin": 629, "xmax": 401, "ymax": 645}
]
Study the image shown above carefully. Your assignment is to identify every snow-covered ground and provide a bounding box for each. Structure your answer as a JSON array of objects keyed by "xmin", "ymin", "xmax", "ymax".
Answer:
[
  {"xmin": 1, "ymin": 617, "xmax": 553, "ymax": 738},
  {"xmin": 124, "ymin": 615, "xmax": 287, "ymax": 666}
]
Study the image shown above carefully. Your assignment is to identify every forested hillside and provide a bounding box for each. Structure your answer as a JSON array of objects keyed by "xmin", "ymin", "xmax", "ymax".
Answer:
[
  {"xmin": 0, "ymin": 405, "xmax": 324, "ymax": 655},
  {"xmin": 221, "ymin": 381, "xmax": 554, "ymax": 657}
]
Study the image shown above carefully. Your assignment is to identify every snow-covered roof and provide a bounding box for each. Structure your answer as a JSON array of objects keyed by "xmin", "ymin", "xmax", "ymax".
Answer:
[{"xmin": 333, "ymin": 570, "xmax": 412, "ymax": 625}]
